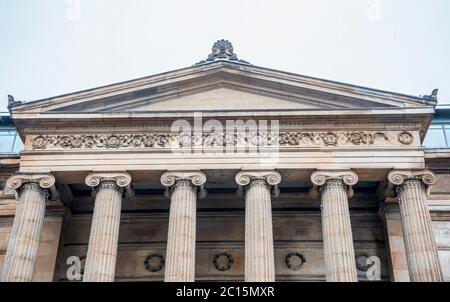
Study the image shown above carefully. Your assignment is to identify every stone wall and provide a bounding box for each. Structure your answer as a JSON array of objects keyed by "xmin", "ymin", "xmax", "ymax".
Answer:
[
  {"xmin": 0, "ymin": 169, "xmax": 448, "ymax": 282},
  {"xmin": 429, "ymin": 173, "xmax": 450, "ymax": 281},
  {"xmin": 53, "ymin": 192, "xmax": 388, "ymax": 282}
]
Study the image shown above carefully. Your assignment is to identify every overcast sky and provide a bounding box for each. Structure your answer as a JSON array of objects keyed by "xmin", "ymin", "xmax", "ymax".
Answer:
[{"xmin": 1, "ymin": 0, "xmax": 449, "ymax": 112}]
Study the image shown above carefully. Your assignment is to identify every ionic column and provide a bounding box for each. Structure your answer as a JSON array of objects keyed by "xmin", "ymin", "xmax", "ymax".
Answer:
[
  {"xmin": 1, "ymin": 174, "xmax": 57, "ymax": 282},
  {"xmin": 387, "ymin": 170, "xmax": 443, "ymax": 282},
  {"xmin": 236, "ymin": 170, "xmax": 281, "ymax": 282},
  {"xmin": 83, "ymin": 172, "xmax": 133, "ymax": 282},
  {"xmin": 310, "ymin": 170, "xmax": 358, "ymax": 282},
  {"xmin": 161, "ymin": 171, "xmax": 207, "ymax": 282}
]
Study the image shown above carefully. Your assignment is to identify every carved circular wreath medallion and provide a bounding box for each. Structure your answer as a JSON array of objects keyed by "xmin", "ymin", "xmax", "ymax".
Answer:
[
  {"xmin": 213, "ymin": 253, "xmax": 234, "ymax": 271},
  {"xmin": 398, "ymin": 131, "xmax": 414, "ymax": 145},
  {"xmin": 144, "ymin": 254, "xmax": 165, "ymax": 273},
  {"xmin": 31, "ymin": 135, "xmax": 49, "ymax": 149},
  {"xmin": 322, "ymin": 132, "xmax": 338, "ymax": 146},
  {"xmin": 286, "ymin": 252, "xmax": 306, "ymax": 271}
]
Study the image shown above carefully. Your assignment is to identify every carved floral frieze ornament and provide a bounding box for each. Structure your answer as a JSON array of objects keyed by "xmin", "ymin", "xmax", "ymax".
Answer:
[
  {"xmin": 160, "ymin": 171, "xmax": 207, "ymax": 199},
  {"xmin": 382, "ymin": 170, "xmax": 437, "ymax": 202},
  {"xmin": 195, "ymin": 39, "xmax": 251, "ymax": 65},
  {"xmin": 309, "ymin": 170, "xmax": 359, "ymax": 199},
  {"xmin": 30, "ymin": 131, "xmax": 410, "ymax": 151},
  {"xmin": 235, "ymin": 170, "xmax": 282, "ymax": 197},
  {"xmin": 85, "ymin": 172, "xmax": 134, "ymax": 198},
  {"xmin": 6, "ymin": 173, "xmax": 59, "ymax": 201}
]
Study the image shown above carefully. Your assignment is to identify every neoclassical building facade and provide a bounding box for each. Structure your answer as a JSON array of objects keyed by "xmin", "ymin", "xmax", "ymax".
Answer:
[{"xmin": 0, "ymin": 40, "xmax": 449, "ymax": 282}]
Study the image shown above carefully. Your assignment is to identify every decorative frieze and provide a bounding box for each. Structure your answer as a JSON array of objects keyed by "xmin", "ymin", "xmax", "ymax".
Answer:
[
  {"xmin": 29, "ymin": 131, "xmax": 414, "ymax": 150},
  {"xmin": 398, "ymin": 131, "xmax": 414, "ymax": 145}
]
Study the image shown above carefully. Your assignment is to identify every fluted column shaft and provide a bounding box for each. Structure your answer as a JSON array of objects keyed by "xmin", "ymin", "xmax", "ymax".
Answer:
[
  {"xmin": 236, "ymin": 170, "xmax": 281, "ymax": 282},
  {"xmin": 1, "ymin": 183, "xmax": 47, "ymax": 282},
  {"xmin": 321, "ymin": 179, "xmax": 358, "ymax": 282},
  {"xmin": 83, "ymin": 172, "xmax": 132, "ymax": 282},
  {"xmin": 164, "ymin": 181, "xmax": 198, "ymax": 282},
  {"xmin": 161, "ymin": 171, "xmax": 206, "ymax": 282},
  {"xmin": 83, "ymin": 182, "xmax": 123, "ymax": 282},
  {"xmin": 398, "ymin": 180, "xmax": 443, "ymax": 282},
  {"xmin": 311, "ymin": 170, "xmax": 358, "ymax": 282},
  {"xmin": 245, "ymin": 179, "xmax": 275, "ymax": 282}
]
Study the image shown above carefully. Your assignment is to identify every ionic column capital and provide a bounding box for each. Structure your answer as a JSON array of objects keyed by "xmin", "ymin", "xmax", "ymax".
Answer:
[
  {"xmin": 235, "ymin": 170, "xmax": 282, "ymax": 197},
  {"xmin": 161, "ymin": 171, "xmax": 207, "ymax": 199},
  {"xmin": 388, "ymin": 170, "xmax": 436, "ymax": 187},
  {"xmin": 85, "ymin": 172, "xmax": 134, "ymax": 198},
  {"xmin": 385, "ymin": 170, "xmax": 436, "ymax": 199},
  {"xmin": 310, "ymin": 170, "xmax": 358, "ymax": 199},
  {"xmin": 6, "ymin": 173, "xmax": 58, "ymax": 201}
]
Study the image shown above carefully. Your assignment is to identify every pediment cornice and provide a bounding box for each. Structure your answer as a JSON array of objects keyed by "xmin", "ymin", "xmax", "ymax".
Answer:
[
  {"xmin": 10, "ymin": 61, "xmax": 435, "ymax": 115},
  {"xmin": 9, "ymin": 61, "xmax": 436, "ymax": 142}
]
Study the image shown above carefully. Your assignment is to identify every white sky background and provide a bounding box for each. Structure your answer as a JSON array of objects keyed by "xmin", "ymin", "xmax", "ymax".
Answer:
[{"xmin": 0, "ymin": 0, "xmax": 449, "ymax": 111}]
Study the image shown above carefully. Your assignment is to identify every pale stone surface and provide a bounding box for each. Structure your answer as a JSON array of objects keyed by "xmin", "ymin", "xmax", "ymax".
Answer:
[
  {"xmin": 83, "ymin": 172, "xmax": 132, "ymax": 282},
  {"xmin": 399, "ymin": 181, "xmax": 443, "ymax": 281},
  {"xmin": 236, "ymin": 170, "xmax": 281, "ymax": 282},
  {"xmin": 1, "ymin": 173, "xmax": 56, "ymax": 282},
  {"xmin": 2, "ymin": 46, "xmax": 449, "ymax": 283},
  {"xmin": 311, "ymin": 170, "xmax": 358, "ymax": 282},
  {"xmin": 161, "ymin": 171, "xmax": 206, "ymax": 282},
  {"xmin": 378, "ymin": 204, "xmax": 410, "ymax": 282},
  {"xmin": 32, "ymin": 215, "xmax": 64, "ymax": 282},
  {"xmin": 0, "ymin": 214, "xmax": 64, "ymax": 282},
  {"xmin": 388, "ymin": 170, "xmax": 444, "ymax": 282},
  {"xmin": 55, "ymin": 210, "xmax": 389, "ymax": 282},
  {"xmin": 437, "ymin": 251, "xmax": 450, "ymax": 282}
]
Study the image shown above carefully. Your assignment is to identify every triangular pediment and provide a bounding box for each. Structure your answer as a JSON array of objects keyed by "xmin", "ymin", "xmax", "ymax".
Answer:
[
  {"xmin": 10, "ymin": 61, "xmax": 433, "ymax": 115},
  {"xmin": 132, "ymin": 86, "xmax": 323, "ymax": 111},
  {"xmin": 64, "ymin": 84, "xmax": 353, "ymax": 113}
]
